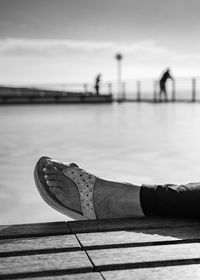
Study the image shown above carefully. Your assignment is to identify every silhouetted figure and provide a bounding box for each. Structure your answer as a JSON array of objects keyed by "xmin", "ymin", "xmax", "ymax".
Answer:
[
  {"xmin": 159, "ymin": 68, "xmax": 173, "ymax": 101},
  {"xmin": 94, "ymin": 74, "xmax": 101, "ymax": 95}
]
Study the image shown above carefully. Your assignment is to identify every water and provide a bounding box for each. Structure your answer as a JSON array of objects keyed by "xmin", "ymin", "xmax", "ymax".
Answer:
[{"xmin": 1, "ymin": 102, "xmax": 200, "ymax": 225}]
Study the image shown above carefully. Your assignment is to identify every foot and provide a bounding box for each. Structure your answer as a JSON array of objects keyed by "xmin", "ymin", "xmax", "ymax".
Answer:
[{"xmin": 42, "ymin": 158, "xmax": 144, "ymax": 219}]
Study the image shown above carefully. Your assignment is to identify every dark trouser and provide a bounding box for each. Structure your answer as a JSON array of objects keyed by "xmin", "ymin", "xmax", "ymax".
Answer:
[
  {"xmin": 159, "ymin": 83, "xmax": 167, "ymax": 100},
  {"xmin": 95, "ymin": 86, "xmax": 99, "ymax": 95},
  {"xmin": 140, "ymin": 183, "xmax": 200, "ymax": 218}
]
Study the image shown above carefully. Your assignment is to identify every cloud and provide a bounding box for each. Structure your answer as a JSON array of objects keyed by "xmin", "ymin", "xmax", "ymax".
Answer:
[
  {"xmin": 1, "ymin": 38, "xmax": 200, "ymax": 70},
  {"xmin": 0, "ymin": 38, "xmax": 168, "ymax": 57}
]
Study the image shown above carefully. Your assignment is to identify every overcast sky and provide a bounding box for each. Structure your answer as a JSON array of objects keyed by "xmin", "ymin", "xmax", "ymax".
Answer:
[{"xmin": 0, "ymin": 0, "xmax": 200, "ymax": 84}]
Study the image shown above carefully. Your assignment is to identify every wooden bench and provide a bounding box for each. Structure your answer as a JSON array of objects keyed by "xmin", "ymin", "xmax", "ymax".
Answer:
[{"xmin": 1, "ymin": 217, "xmax": 200, "ymax": 279}]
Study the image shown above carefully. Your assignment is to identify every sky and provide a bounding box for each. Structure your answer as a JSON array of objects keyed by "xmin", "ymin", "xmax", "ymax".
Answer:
[{"xmin": 0, "ymin": 0, "xmax": 200, "ymax": 85}]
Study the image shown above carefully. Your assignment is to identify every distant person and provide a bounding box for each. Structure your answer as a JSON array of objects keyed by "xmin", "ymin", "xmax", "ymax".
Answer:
[
  {"xmin": 159, "ymin": 68, "xmax": 173, "ymax": 101},
  {"xmin": 94, "ymin": 74, "xmax": 101, "ymax": 95}
]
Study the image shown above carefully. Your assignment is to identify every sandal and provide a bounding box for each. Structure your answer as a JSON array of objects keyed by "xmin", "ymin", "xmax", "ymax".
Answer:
[{"xmin": 34, "ymin": 156, "xmax": 97, "ymax": 220}]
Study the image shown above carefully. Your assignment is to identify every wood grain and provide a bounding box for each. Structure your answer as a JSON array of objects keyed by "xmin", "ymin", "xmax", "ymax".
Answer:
[
  {"xmin": 0, "ymin": 251, "xmax": 93, "ymax": 277},
  {"xmin": 0, "ymin": 234, "xmax": 80, "ymax": 255},
  {"xmin": 16, "ymin": 272, "xmax": 103, "ymax": 279},
  {"xmin": 77, "ymin": 226, "xmax": 200, "ymax": 249},
  {"xmin": 68, "ymin": 217, "xmax": 199, "ymax": 233},
  {"xmin": 88, "ymin": 243, "xmax": 200, "ymax": 270},
  {"xmin": 102, "ymin": 264, "xmax": 200, "ymax": 280},
  {"xmin": 2, "ymin": 218, "xmax": 200, "ymax": 279},
  {"xmin": 0, "ymin": 222, "xmax": 70, "ymax": 239}
]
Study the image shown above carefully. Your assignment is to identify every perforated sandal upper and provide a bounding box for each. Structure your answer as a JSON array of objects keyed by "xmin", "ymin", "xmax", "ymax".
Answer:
[{"xmin": 63, "ymin": 167, "xmax": 97, "ymax": 219}]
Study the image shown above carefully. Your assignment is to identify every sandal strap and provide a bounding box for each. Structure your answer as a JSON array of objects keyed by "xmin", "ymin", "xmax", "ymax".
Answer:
[{"xmin": 62, "ymin": 167, "xmax": 97, "ymax": 219}]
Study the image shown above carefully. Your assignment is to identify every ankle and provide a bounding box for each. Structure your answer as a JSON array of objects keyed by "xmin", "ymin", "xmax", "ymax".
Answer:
[
  {"xmin": 93, "ymin": 178, "xmax": 111, "ymax": 218},
  {"xmin": 94, "ymin": 179, "xmax": 144, "ymax": 219}
]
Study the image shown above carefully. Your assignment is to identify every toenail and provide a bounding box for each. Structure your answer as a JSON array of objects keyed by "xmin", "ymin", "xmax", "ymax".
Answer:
[
  {"xmin": 46, "ymin": 180, "xmax": 50, "ymax": 185},
  {"xmin": 43, "ymin": 168, "xmax": 47, "ymax": 172},
  {"xmin": 46, "ymin": 159, "xmax": 52, "ymax": 165},
  {"xmin": 44, "ymin": 175, "xmax": 48, "ymax": 179}
]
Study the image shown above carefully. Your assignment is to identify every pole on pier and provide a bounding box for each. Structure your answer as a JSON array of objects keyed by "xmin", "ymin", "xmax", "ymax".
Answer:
[
  {"xmin": 83, "ymin": 84, "xmax": 88, "ymax": 94},
  {"xmin": 136, "ymin": 81, "xmax": 141, "ymax": 102},
  {"xmin": 192, "ymin": 78, "xmax": 196, "ymax": 102},
  {"xmin": 172, "ymin": 80, "xmax": 176, "ymax": 102},
  {"xmin": 115, "ymin": 53, "xmax": 123, "ymax": 101},
  {"xmin": 62, "ymin": 84, "xmax": 66, "ymax": 96},
  {"xmin": 153, "ymin": 81, "xmax": 157, "ymax": 102},
  {"xmin": 108, "ymin": 83, "xmax": 112, "ymax": 95},
  {"xmin": 122, "ymin": 82, "xmax": 126, "ymax": 101}
]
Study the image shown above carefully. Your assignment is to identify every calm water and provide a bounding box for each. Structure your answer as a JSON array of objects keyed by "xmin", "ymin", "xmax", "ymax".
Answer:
[{"xmin": 1, "ymin": 102, "xmax": 200, "ymax": 224}]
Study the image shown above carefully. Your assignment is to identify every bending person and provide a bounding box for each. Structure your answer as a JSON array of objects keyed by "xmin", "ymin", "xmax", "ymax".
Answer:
[
  {"xmin": 34, "ymin": 157, "xmax": 200, "ymax": 220},
  {"xmin": 159, "ymin": 68, "xmax": 173, "ymax": 101}
]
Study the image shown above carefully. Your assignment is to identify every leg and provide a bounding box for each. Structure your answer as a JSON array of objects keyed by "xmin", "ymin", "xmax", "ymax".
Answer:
[
  {"xmin": 141, "ymin": 183, "xmax": 200, "ymax": 218},
  {"xmin": 163, "ymin": 87, "xmax": 168, "ymax": 101},
  {"xmin": 35, "ymin": 157, "xmax": 200, "ymax": 220},
  {"xmin": 159, "ymin": 84, "xmax": 164, "ymax": 101}
]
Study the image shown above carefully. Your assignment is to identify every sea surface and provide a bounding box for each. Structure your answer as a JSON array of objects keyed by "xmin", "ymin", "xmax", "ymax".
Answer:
[{"xmin": 1, "ymin": 102, "xmax": 200, "ymax": 224}]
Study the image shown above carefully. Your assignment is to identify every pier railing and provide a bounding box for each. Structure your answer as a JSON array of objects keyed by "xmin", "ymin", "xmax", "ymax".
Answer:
[
  {"xmin": 1, "ymin": 77, "xmax": 200, "ymax": 102},
  {"xmin": 39, "ymin": 77, "xmax": 200, "ymax": 102},
  {"xmin": 114, "ymin": 77, "xmax": 200, "ymax": 102}
]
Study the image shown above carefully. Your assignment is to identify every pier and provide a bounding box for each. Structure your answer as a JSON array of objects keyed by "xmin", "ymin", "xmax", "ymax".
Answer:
[
  {"xmin": 0, "ymin": 86, "xmax": 113, "ymax": 104},
  {"xmin": 1, "ymin": 217, "xmax": 200, "ymax": 279},
  {"xmin": 1, "ymin": 77, "xmax": 200, "ymax": 104}
]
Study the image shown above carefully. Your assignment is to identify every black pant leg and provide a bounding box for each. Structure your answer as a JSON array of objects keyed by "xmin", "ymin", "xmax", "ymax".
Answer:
[{"xmin": 140, "ymin": 183, "xmax": 200, "ymax": 218}]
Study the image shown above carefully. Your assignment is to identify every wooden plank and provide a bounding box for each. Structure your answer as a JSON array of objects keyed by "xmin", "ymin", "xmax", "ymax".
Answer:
[
  {"xmin": 0, "ymin": 222, "xmax": 70, "ymax": 239},
  {"xmin": 77, "ymin": 226, "xmax": 200, "ymax": 249},
  {"xmin": 0, "ymin": 251, "xmax": 93, "ymax": 278},
  {"xmin": 68, "ymin": 217, "xmax": 199, "ymax": 233},
  {"xmin": 17, "ymin": 272, "xmax": 103, "ymax": 279},
  {"xmin": 87, "ymin": 243, "xmax": 200, "ymax": 271},
  {"xmin": 0, "ymin": 235, "xmax": 80, "ymax": 256},
  {"xmin": 102, "ymin": 264, "xmax": 200, "ymax": 280}
]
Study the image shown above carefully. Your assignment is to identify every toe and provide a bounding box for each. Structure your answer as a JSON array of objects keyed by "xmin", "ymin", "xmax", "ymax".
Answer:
[
  {"xmin": 39, "ymin": 156, "xmax": 51, "ymax": 167},
  {"xmin": 51, "ymin": 160, "xmax": 68, "ymax": 170},
  {"xmin": 44, "ymin": 158, "xmax": 65, "ymax": 170},
  {"xmin": 43, "ymin": 166, "xmax": 58, "ymax": 175},
  {"xmin": 69, "ymin": 162, "xmax": 79, "ymax": 168},
  {"xmin": 49, "ymin": 159, "xmax": 79, "ymax": 170},
  {"xmin": 45, "ymin": 174, "xmax": 63, "ymax": 181},
  {"xmin": 46, "ymin": 180, "xmax": 63, "ymax": 188},
  {"xmin": 37, "ymin": 156, "xmax": 50, "ymax": 173}
]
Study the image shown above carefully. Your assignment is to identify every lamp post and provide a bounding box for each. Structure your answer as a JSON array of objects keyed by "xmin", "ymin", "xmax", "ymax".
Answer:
[{"xmin": 115, "ymin": 53, "xmax": 123, "ymax": 100}]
